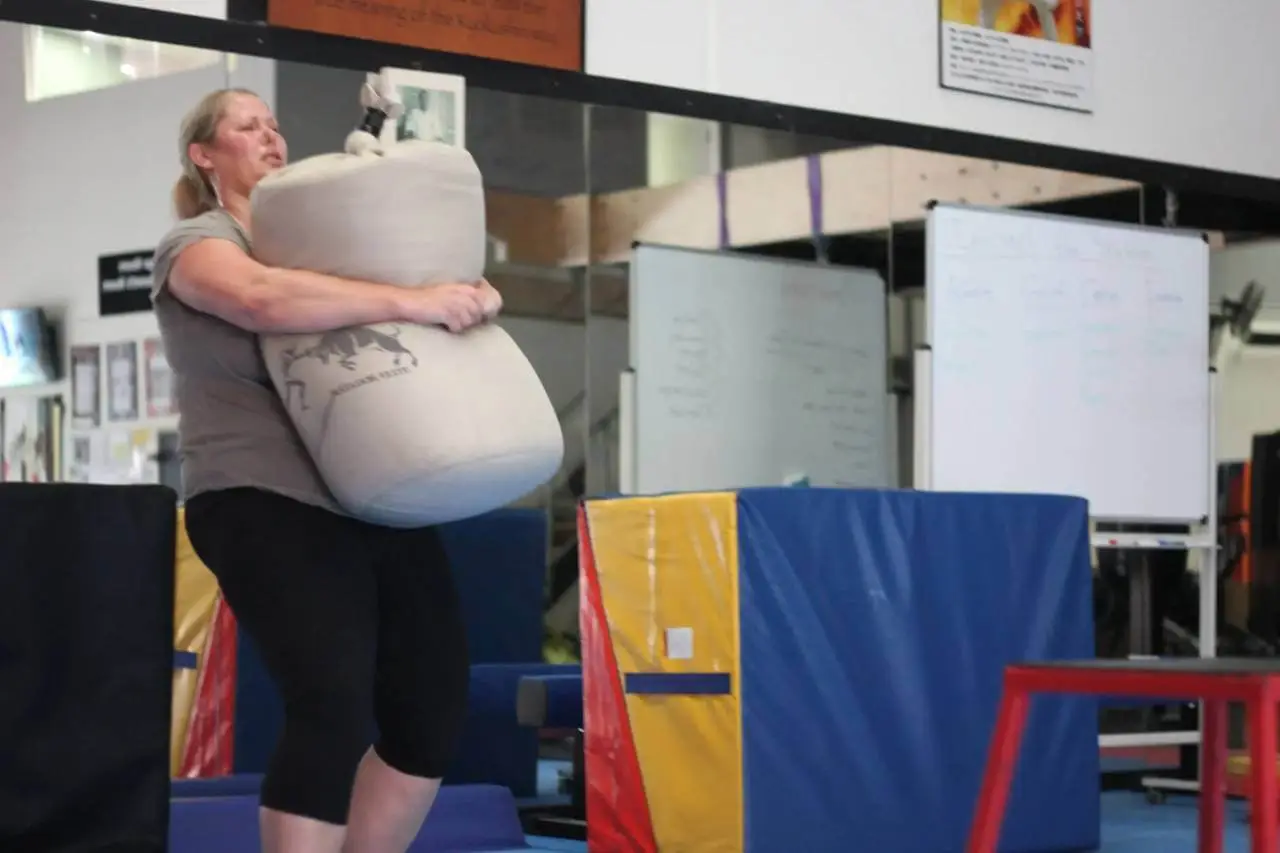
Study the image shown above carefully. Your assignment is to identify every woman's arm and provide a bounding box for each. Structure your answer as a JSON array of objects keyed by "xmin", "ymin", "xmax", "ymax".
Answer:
[{"xmin": 168, "ymin": 238, "xmax": 487, "ymax": 333}]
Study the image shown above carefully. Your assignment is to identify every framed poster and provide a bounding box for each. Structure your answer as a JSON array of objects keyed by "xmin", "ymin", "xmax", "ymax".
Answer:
[
  {"xmin": 938, "ymin": 0, "xmax": 1093, "ymax": 112},
  {"xmin": 378, "ymin": 67, "xmax": 467, "ymax": 149},
  {"xmin": 70, "ymin": 344, "xmax": 101, "ymax": 429},
  {"xmin": 70, "ymin": 432, "xmax": 99, "ymax": 483},
  {"xmin": 106, "ymin": 341, "xmax": 139, "ymax": 423}
]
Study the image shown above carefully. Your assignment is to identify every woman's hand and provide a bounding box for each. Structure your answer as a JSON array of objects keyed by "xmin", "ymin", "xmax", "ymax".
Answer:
[
  {"xmin": 407, "ymin": 283, "xmax": 488, "ymax": 332},
  {"xmin": 474, "ymin": 278, "xmax": 503, "ymax": 320}
]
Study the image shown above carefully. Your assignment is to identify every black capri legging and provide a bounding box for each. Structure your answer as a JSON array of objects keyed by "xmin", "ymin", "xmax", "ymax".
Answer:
[{"xmin": 184, "ymin": 487, "xmax": 470, "ymax": 825}]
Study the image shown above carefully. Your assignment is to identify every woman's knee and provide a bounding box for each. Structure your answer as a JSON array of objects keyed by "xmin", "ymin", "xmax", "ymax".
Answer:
[
  {"xmin": 373, "ymin": 654, "xmax": 470, "ymax": 779},
  {"xmin": 370, "ymin": 534, "xmax": 471, "ymax": 779},
  {"xmin": 262, "ymin": 688, "xmax": 376, "ymax": 823},
  {"xmin": 373, "ymin": 718, "xmax": 464, "ymax": 781}
]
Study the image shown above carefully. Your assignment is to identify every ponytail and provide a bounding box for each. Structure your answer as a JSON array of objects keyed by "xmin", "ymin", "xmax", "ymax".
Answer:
[{"xmin": 172, "ymin": 172, "xmax": 214, "ymax": 220}]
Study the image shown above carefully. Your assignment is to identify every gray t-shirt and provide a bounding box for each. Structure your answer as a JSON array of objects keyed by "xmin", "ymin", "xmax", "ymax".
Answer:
[{"xmin": 151, "ymin": 208, "xmax": 342, "ymax": 513}]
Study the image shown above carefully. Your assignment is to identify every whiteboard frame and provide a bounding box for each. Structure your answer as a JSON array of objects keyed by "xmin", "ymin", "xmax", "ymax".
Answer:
[
  {"xmin": 917, "ymin": 201, "xmax": 1214, "ymax": 526},
  {"xmin": 628, "ymin": 242, "xmax": 893, "ymax": 493},
  {"xmin": 618, "ymin": 368, "xmax": 636, "ymax": 495}
]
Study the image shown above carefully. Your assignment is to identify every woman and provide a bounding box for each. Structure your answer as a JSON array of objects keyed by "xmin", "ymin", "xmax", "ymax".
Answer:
[{"xmin": 152, "ymin": 88, "xmax": 498, "ymax": 853}]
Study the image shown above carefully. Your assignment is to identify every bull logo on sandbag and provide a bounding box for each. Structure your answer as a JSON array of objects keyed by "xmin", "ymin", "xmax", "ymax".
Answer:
[{"xmin": 277, "ymin": 324, "xmax": 421, "ymax": 446}]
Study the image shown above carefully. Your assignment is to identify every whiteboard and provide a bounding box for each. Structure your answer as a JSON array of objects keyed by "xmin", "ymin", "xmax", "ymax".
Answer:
[
  {"xmin": 925, "ymin": 203, "xmax": 1211, "ymax": 521},
  {"xmin": 629, "ymin": 244, "xmax": 890, "ymax": 494}
]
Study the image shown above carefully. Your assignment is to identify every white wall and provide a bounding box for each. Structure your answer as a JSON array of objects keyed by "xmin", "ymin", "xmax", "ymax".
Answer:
[
  {"xmin": 1211, "ymin": 239, "xmax": 1280, "ymax": 328},
  {"xmin": 0, "ymin": 28, "xmax": 272, "ymax": 327},
  {"xmin": 1212, "ymin": 240, "xmax": 1280, "ymax": 461},
  {"xmin": 1217, "ymin": 351, "xmax": 1280, "ymax": 463},
  {"xmin": 0, "ymin": 23, "xmax": 272, "ymax": 438},
  {"xmin": 585, "ymin": 0, "xmax": 1280, "ymax": 179}
]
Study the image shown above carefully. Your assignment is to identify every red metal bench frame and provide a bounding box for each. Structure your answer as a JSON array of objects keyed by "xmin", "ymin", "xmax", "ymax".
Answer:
[{"xmin": 966, "ymin": 663, "xmax": 1280, "ymax": 853}]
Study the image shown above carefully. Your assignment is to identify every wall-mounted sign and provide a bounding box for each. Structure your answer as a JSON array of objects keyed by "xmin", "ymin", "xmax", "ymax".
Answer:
[
  {"xmin": 267, "ymin": 0, "xmax": 584, "ymax": 71},
  {"xmin": 938, "ymin": 0, "xmax": 1093, "ymax": 113},
  {"xmin": 99, "ymin": 250, "xmax": 156, "ymax": 317}
]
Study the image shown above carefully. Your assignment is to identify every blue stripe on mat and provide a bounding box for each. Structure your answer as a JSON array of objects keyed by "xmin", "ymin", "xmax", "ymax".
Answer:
[{"xmin": 623, "ymin": 673, "xmax": 730, "ymax": 695}]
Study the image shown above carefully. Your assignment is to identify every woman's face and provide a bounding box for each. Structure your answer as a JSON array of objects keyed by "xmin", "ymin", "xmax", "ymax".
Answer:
[{"xmin": 191, "ymin": 93, "xmax": 287, "ymax": 198}]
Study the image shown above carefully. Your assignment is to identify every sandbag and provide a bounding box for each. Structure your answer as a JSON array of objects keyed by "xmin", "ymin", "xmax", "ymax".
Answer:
[{"xmin": 251, "ymin": 101, "xmax": 563, "ymax": 528}]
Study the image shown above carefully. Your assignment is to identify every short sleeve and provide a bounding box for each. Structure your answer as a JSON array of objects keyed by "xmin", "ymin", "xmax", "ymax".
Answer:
[{"xmin": 151, "ymin": 211, "xmax": 248, "ymax": 303}]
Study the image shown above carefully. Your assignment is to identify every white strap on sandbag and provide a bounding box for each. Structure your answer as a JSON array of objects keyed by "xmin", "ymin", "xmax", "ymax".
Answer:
[{"xmin": 344, "ymin": 71, "xmax": 405, "ymax": 157}]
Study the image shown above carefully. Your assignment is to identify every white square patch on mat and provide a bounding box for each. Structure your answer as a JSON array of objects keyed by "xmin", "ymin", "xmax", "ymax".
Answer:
[{"xmin": 665, "ymin": 627, "xmax": 694, "ymax": 660}]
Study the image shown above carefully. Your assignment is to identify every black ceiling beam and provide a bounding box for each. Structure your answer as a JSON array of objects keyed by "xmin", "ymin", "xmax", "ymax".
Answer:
[
  {"xmin": 1140, "ymin": 189, "xmax": 1280, "ymax": 235},
  {"xmin": 5, "ymin": 0, "xmax": 1280, "ymax": 206}
]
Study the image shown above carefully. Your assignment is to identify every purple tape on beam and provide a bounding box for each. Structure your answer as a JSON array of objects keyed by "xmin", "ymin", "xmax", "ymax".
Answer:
[
  {"xmin": 716, "ymin": 171, "xmax": 730, "ymax": 249},
  {"xmin": 807, "ymin": 154, "xmax": 825, "ymax": 250}
]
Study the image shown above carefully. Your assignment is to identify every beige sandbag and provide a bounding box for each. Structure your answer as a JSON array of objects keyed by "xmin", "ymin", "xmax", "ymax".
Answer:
[{"xmin": 251, "ymin": 98, "xmax": 563, "ymax": 527}]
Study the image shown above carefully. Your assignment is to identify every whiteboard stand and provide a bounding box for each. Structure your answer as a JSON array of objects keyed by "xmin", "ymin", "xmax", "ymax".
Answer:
[
  {"xmin": 1132, "ymin": 369, "xmax": 1218, "ymax": 802},
  {"xmin": 918, "ymin": 203, "xmax": 1219, "ymax": 801},
  {"xmin": 914, "ymin": 358, "xmax": 1222, "ymax": 788}
]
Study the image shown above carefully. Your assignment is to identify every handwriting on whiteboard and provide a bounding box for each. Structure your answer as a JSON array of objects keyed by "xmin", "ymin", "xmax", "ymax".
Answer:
[
  {"xmin": 929, "ymin": 207, "xmax": 1209, "ymax": 520},
  {"xmin": 635, "ymin": 247, "xmax": 890, "ymax": 493},
  {"xmin": 659, "ymin": 311, "xmax": 722, "ymax": 419}
]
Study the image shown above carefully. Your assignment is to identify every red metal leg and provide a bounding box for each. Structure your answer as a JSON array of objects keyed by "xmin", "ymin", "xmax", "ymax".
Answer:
[
  {"xmin": 1198, "ymin": 699, "xmax": 1227, "ymax": 853},
  {"xmin": 966, "ymin": 685, "xmax": 1031, "ymax": 853},
  {"xmin": 1248, "ymin": 692, "xmax": 1278, "ymax": 853}
]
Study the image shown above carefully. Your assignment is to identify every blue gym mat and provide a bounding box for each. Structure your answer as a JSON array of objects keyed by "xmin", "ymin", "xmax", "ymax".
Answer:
[
  {"xmin": 519, "ymin": 793, "xmax": 1261, "ymax": 853},
  {"xmin": 169, "ymin": 774, "xmax": 1252, "ymax": 851},
  {"xmin": 171, "ymin": 783, "xmax": 531, "ymax": 852}
]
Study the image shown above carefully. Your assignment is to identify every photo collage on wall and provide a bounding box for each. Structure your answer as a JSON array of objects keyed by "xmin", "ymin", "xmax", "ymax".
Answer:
[{"xmin": 67, "ymin": 336, "xmax": 176, "ymax": 485}]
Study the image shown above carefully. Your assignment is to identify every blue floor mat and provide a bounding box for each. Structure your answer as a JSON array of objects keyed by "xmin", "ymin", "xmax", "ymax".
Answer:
[
  {"xmin": 1100, "ymin": 791, "xmax": 1250, "ymax": 852},
  {"xmin": 172, "ymin": 776, "xmax": 1248, "ymax": 852},
  {"xmin": 525, "ymin": 840, "xmax": 586, "ymax": 852},
  {"xmin": 171, "ymin": 784, "xmax": 530, "ymax": 852},
  {"xmin": 521, "ymin": 792, "xmax": 1254, "ymax": 853}
]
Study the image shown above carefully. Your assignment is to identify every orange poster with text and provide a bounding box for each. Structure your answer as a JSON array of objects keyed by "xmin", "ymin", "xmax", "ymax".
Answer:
[
  {"xmin": 267, "ymin": 0, "xmax": 583, "ymax": 71},
  {"xmin": 940, "ymin": 0, "xmax": 1091, "ymax": 47}
]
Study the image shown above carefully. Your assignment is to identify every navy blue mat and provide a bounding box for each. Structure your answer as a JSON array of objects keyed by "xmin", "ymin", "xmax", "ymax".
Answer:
[{"xmin": 170, "ymin": 784, "xmax": 529, "ymax": 852}]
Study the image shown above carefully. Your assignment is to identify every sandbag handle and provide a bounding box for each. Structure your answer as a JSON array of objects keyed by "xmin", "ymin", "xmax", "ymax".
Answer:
[
  {"xmin": 345, "ymin": 72, "xmax": 405, "ymax": 156},
  {"xmin": 357, "ymin": 106, "xmax": 390, "ymax": 140}
]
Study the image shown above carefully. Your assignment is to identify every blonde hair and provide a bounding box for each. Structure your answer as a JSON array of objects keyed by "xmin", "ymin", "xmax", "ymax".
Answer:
[{"xmin": 172, "ymin": 88, "xmax": 259, "ymax": 220}]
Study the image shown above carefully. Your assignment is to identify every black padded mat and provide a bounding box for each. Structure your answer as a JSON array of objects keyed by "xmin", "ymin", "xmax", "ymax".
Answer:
[{"xmin": 0, "ymin": 483, "xmax": 178, "ymax": 853}]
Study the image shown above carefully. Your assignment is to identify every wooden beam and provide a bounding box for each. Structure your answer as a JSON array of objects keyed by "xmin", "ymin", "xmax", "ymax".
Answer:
[
  {"xmin": 534, "ymin": 146, "xmax": 1139, "ymax": 267},
  {"xmin": 485, "ymin": 192, "xmax": 568, "ymax": 268},
  {"xmin": 483, "ymin": 146, "xmax": 1141, "ymax": 317}
]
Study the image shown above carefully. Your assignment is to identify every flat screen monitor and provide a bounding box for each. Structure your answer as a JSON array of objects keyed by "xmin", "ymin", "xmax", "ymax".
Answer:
[{"xmin": 0, "ymin": 308, "xmax": 60, "ymax": 389}]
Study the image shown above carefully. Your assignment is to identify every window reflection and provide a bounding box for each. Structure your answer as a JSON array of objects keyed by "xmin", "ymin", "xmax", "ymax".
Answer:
[{"xmin": 24, "ymin": 26, "xmax": 221, "ymax": 102}]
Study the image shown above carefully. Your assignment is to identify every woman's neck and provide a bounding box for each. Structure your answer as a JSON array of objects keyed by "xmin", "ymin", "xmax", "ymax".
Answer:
[{"xmin": 220, "ymin": 193, "xmax": 252, "ymax": 233}]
